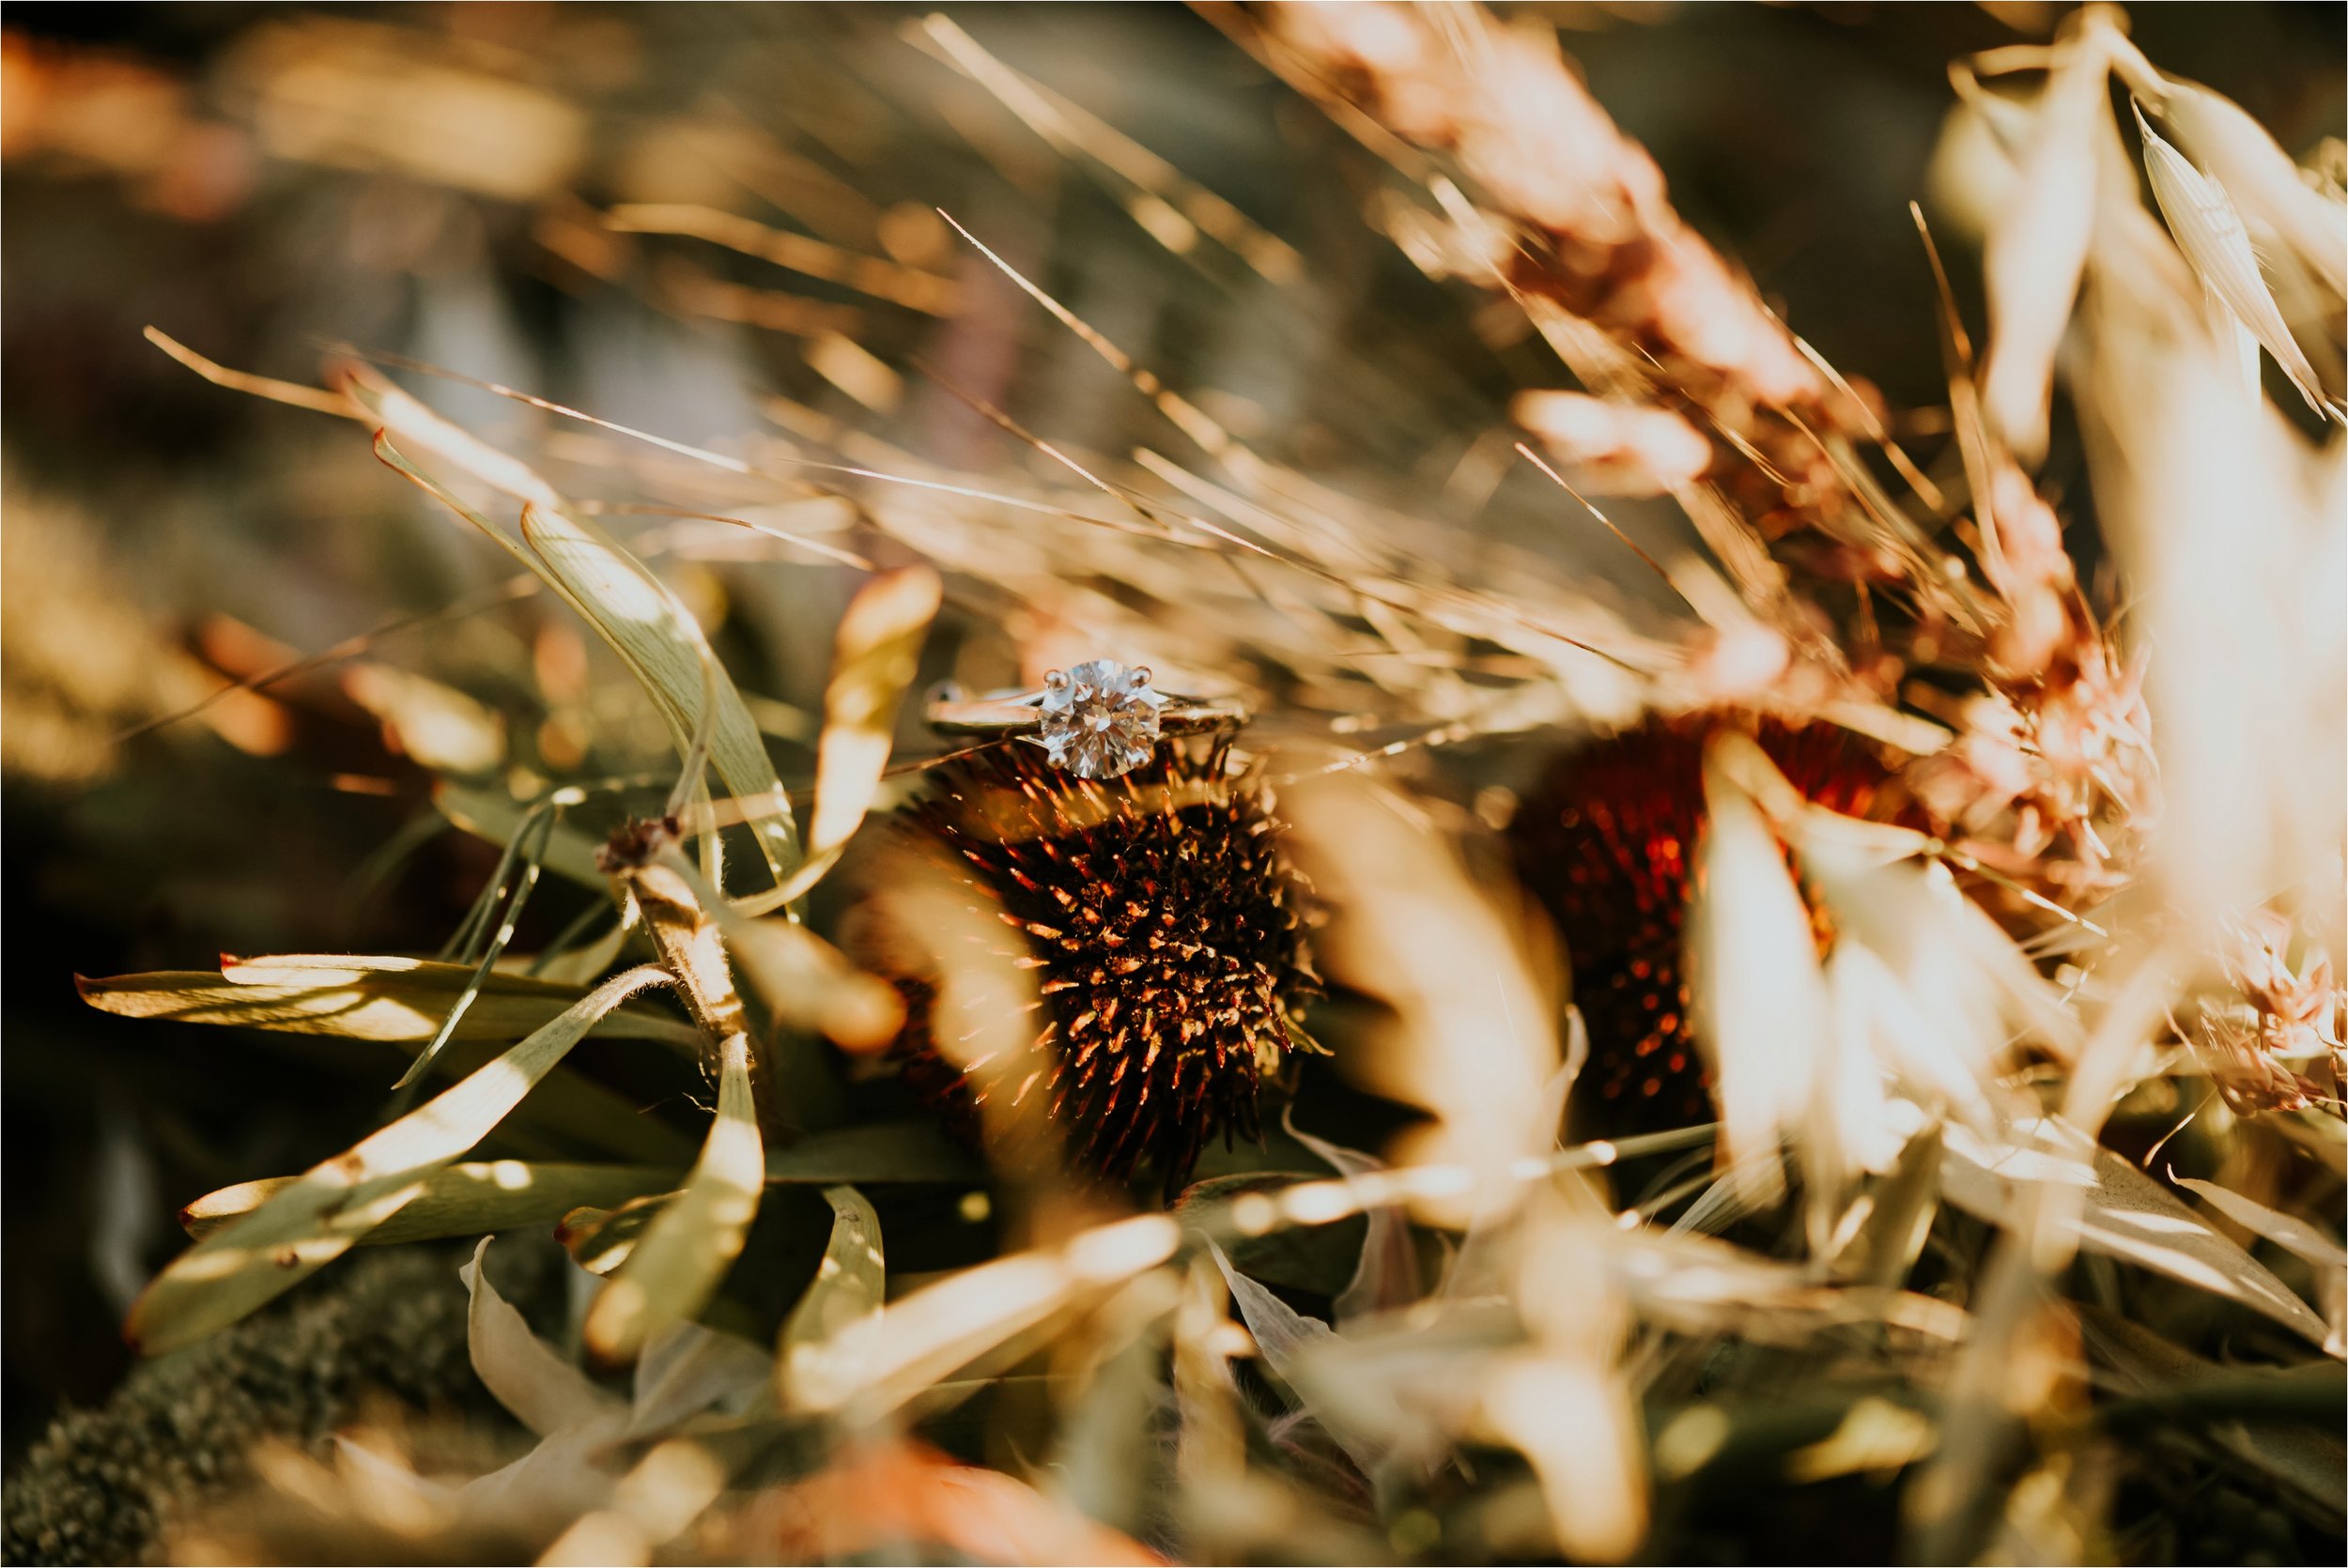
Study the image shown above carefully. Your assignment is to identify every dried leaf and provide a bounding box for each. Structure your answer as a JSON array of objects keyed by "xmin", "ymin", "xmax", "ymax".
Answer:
[
  {"xmin": 350, "ymin": 371, "xmax": 799, "ymax": 889},
  {"xmin": 2114, "ymin": 46, "xmax": 2348, "ymax": 295},
  {"xmin": 584, "ymin": 1031, "xmax": 765, "ymax": 1365},
  {"xmin": 2134, "ymin": 105, "xmax": 2330, "ymax": 416},
  {"xmin": 1980, "ymin": 33, "xmax": 2107, "ymax": 459},
  {"xmin": 460, "ymin": 1237, "xmax": 624, "ymax": 1438},
  {"xmin": 1480, "ymin": 1351, "xmax": 1648, "ymax": 1563},
  {"xmin": 787, "ymin": 1214, "xmax": 1182, "ymax": 1421},
  {"xmin": 1284, "ymin": 776, "xmax": 1558, "ymax": 1219},
  {"xmin": 715, "ymin": 912, "xmax": 905, "ymax": 1053},
  {"xmin": 127, "ymin": 966, "xmax": 672, "ymax": 1355},
  {"xmin": 1210, "ymin": 1243, "xmax": 1391, "ymax": 1478},
  {"xmin": 1281, "ymin": 1113, "xmax": 1419, "ymax": 1322},
  {"xmin": 1940, "ymin": 1115, "xmax": 2332, "ymax": 1346},
  {"xmin": 2177, "ymin": 1175, "xmax": 2347, "ymax": 1356},
  {"xmin": 765, "ymin": 565, "xmax": 940, "ymax": 907},
  {"xmin": 627, "ymin": 1322, "xmax": 772, "ymax": 1438},
  {"xmin": 1689, "ymin": 737, "xmax": 1827, "ymax": 1209}
]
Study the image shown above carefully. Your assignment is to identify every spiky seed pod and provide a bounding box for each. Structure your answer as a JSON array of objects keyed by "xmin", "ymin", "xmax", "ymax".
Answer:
[
  {"xmin": 1, "ymin": 1245, "xmax": 500, "ymax": 1567},
  {"xmin": 857, "ymin": 733, "xmax": 1318, "ymax": 1197},
  {"xmin": 1508, "ymin": 713, "xmax": 1898, "ymax": 1135}
]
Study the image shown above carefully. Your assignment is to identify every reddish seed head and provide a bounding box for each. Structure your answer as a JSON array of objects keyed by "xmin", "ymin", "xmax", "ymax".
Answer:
[{"xmin": 1509, "ymin": 712, "xmax": 1895, "ymax": 1135}]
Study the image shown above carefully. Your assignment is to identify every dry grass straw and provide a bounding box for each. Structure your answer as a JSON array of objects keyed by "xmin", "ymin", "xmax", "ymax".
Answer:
[{"xmin": 62, "ymin": 4, "xmax": 2347, "ymax": 1563}]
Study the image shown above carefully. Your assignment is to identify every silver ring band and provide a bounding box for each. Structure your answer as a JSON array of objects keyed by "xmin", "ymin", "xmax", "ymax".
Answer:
[
  {"xmin": 925, "ymin": 691, "xmax": 1248, "ymax": 735},
  {"xmin": 922, "ymin": 659, "xmax": 1248, "ymax": 779}
]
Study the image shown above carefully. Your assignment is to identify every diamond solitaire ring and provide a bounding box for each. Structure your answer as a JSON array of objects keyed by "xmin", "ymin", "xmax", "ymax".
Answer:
[{"xmin": 924, "ymin": 658, "xmax": 1249, "ymax": 780}]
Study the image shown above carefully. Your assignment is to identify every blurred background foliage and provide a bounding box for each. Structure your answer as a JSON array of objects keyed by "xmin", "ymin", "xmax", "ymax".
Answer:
[{"xmin": 2, "ymin": 0, "xmax": 2340, "ymax": 1502}]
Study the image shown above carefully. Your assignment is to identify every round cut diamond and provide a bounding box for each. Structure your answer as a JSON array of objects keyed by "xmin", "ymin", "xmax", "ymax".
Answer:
[{"xmin": 1037, "ymin": 659, "xmax": 1165, "ymax": 778}]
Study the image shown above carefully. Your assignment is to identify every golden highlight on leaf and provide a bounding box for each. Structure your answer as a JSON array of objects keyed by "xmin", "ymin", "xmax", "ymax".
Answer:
[{"xmin": 127, "ymin": 966, "xmax": 673, "ymax": 1356}]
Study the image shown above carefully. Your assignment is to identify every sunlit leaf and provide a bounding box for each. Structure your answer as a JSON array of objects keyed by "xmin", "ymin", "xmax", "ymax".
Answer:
[
  {"xmin": 2134, "ymin": 105, "xmax": 2330, "ymax": 416},
  {"xmin": 127, "ymin": 966, "xmax": 673, "ymax": 1355},
  {"xmin": 1689, "ymin": 737, "xmax": 1827, "ymax": 1209},
  {"xmin": 584, "ymin": 1031, "xmax": 765, "ymax": 1365},
  {"xmin": 348, "ymin": 366, "xmax": 800, "ymax": 889},
  {"xmin": 780, "ymin": 1185, "xmax": 887, "ymax": 1402},
  {"xmin": 1940, "ymin": 1115, "xmax": 2332, "ymax": 1346},
  {"xmin": 760, "ymin": 564, "xmax": 940, "ymax": 909},
  {"xmin": 2177, "ymin": 1175, "xmax": 2347, "ymax": 1356},
  {"xmin": 182, "ymin": 1161, "xmax": 680, "ymax": 1245},
  {"xmin": 79, "ymin": 954, "xmax": 697, "ymax": 1048},
  {"xmin": 787, "ymin": 1215, "xmax": 1182, "ymax": 1421},
  {"xmin": 557, "ymin": 1192, "xmax": 672, "ymax": 1278},
  {"xmin": 460, "ymin": 1237, "xmax": 625, "ymax": 1438}
]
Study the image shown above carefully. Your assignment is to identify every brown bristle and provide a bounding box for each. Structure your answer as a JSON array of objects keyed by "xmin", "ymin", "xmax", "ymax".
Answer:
[
  {"xmin": 860, "ymin": 735, "xmax": 1318, "ymax": 1198},
  {"xmin": 1508, "ymin": 713, "xmax": 1895, "ymax": 1136}
]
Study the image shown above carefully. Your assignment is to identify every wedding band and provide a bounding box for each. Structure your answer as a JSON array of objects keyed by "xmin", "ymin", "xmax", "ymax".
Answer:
[{"xmin": 924, "ymin": 658, "xmax": 1249, "ymax": 780}]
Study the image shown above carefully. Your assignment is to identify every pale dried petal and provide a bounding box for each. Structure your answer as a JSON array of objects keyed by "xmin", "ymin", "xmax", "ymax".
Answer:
[{"xmin": 2134, "ymin": 105, "xmax": 2330, "ymax": 416}]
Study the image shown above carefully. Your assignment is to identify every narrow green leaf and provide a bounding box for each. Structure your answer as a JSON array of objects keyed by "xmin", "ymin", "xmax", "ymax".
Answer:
[
  {"xmin": 127, "ymin": 966, "xmax": 674, "ymax": 1356},
  {"xmin": 348, "ymin": 367, "xmax": 801, "ymax": 890},
  {"xmin": 584, "ymin": 1030, "xmax": 765, "ymax": 1365},
  {"xmin": 437, "ymin": 783, "xmax": 608, "ymax": 888},
  {"xmin": 181, "ymin": 1161, "xmax": 680, "ymax": 1246},
  {"xmin": 557, "ymin": 1192, "xmax": 674, "ymax": 1277},
  {"xmin": 779, "ymin": 1185, "xmax": 886, "ymax": 1402},
  {"xmin": 520, "ymin": 500, "xmax": 801, "ymax": 889},
  {"xmin": 79, "ymin": 955, "xmax": 698, "ymax": 1049}
]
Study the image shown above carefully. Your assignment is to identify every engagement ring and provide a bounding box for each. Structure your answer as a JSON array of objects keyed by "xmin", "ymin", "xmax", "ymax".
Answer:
[{"xmin": 924, "ymin": 658, "xmax": 1249, "ymax": 780}]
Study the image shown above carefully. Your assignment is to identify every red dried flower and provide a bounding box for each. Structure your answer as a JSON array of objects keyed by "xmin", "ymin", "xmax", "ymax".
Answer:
[{"xmin": 1509, "ymin": 713, "xmax": 1897, "ymax": 1133}]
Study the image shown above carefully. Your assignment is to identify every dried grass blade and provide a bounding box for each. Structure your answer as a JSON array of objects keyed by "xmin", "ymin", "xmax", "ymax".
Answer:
[
  {"xmin": 352, "ymin": 372, "xmax": 801, "ymax": 890},
  {"xmin": 1979, "ymin": 37, "xmax": 2106, "ymax": 460},
  {"xmin": 583, "ymin": 1030, "xmax": 765, "ymax": 1366},
  {"xmin": 403, "ymin": 807, "xmax": 561, "ymax": 1088},
  {"xmin": 762, "ymin": 564, "xmax": 940, "ymax": 909},
  {"xmin": 787, "ymin": 1214, "xmax": 1182, "ymax": 1422},
  {"xmin": 126, "ymin": 965, "xmax": 673, "ymax": 1355},
  {"xmin": 2134, "ymin": 105, "xmax": 2332, "ymax": 417},
  {"xmin": 1940, "ymin": 1116, "xmax": 2333, "ymax": 1346},
  {"xmin": 1688, "ymin": 737, "xmax": 1827, "ymax": 1209},
  {"xmin": 438, "ymin": 783, "xmax": 609, "ymax": 888}
]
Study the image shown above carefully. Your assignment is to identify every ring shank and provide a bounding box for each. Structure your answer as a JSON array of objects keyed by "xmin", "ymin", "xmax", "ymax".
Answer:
[{"xmin": 926, "ymin": 689, "xmax": 1248, "ymax": 736}]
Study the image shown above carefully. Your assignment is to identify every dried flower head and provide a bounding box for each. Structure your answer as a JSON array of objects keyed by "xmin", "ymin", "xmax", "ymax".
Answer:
[
  {"xmin": 2192, "ymin": 910, "xmax": 2346, "ymax": 1115},
  {"xmin": 856, "ymin": 734, "xmax": 1319, "ymax": 1195},
  {"xmin": 1509, "ymin": 712, "xmax": 1899, "ymax": 1132}
]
